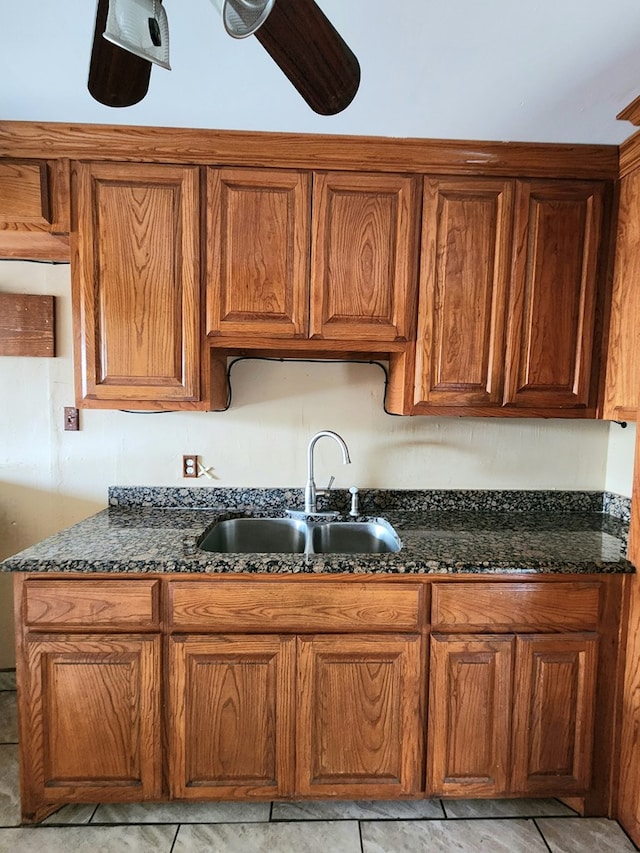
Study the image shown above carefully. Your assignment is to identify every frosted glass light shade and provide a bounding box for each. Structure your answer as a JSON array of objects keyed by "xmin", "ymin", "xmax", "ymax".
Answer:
[{"xmin": 208, "ymin": 0, "xmax": 275, "ymax": 38}]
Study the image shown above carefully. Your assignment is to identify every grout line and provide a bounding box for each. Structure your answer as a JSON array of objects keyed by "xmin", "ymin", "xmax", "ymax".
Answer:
[
  {"xmin": 88, "ymin": 804, "xmax": 100, "ymax": 824},
  {"xmin": 358, "ymin": 819, "xmax": 364, "ymax": 853},
  {"xmin": 533, "ymin": 817, "xmax": 554, "ymax": 853},
  {"xmin": 168, "ymin": 824, "xmax": 180, "ymax": 853}
]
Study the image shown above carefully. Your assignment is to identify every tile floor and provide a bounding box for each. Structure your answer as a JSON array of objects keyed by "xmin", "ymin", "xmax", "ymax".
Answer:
[{"xmin": 0, "ymin": 668, "xmax": 637, "ymax": 852}]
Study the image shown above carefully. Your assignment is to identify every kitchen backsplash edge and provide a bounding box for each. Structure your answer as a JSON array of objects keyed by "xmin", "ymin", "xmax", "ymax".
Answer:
[{"xmin": 108, "ymin": 486, "xmax": 631, "ymax": 520}]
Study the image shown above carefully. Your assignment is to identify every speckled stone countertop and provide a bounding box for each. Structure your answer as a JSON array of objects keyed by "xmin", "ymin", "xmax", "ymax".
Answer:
[{"xmin": 0, "ymin": 487, "xmax": 633, "ymax": 576}]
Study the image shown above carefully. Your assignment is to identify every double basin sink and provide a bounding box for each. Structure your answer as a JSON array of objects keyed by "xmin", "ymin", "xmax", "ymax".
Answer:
[{"xmin": 198, "ymin": 516, "xmax": 401, "ymax": 555}]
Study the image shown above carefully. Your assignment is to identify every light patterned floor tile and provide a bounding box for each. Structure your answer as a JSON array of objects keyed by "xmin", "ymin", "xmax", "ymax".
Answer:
[
  {"xmin": 0, "ymin": 674, "xmax": 15, "ymax": 692},
  {"xmin": 0, "ymin": 746, "xmax": 19, "ymax": 827},
  {"xmin": 173, "ymin": 820, "xmax": 362, "ymax": 853},
  {"xmin": 443, "ymin": 797, "xmax": 577, "ymax": 819},
  {"xmin": 92, "ymin": 800, "xmax": 271, "ymax": 824},
  {"xmin": 0, "ymin": 824, "xmax": 177, "ymax": 853},
  {"xmin": 42, "ymin": 804, "xmax": 97, "ymax": 825},
  {"xmin": 272, "ymin": 799, "xmax": 445, "ymax": 820},
  {"xmin": 0, "ymin": 694, "xmax": 17, "ymax": 745},
  {"xmin": 537, "ymin": 817, "xmax": 637, "ymax": 853},
  {"xmin": 361, "ymin": 818, "xmax": 548, "ymax": 852}
]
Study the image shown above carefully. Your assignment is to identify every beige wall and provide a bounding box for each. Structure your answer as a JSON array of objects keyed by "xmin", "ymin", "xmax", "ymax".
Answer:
[
  {"xmin": 606, "ymin": 421, "xmax": 637, "ymax": 497},
  {"xmin": 0, "ymin": 261, "xmax": 635, "ymax": 667}
]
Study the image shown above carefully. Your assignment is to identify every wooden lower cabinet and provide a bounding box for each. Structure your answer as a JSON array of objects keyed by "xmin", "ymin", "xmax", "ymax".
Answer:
[
  {"xmin": 296, "ymin": 634, "xmax": 423, "ymax": 798},
  {"xmin": 427, "ymin": 632, "xmax": 598, "ymax": 797},
  {"xmin": 13, "ymin": 574, "xmax": 624, "ymax": 823},
  {"xmin": 168, "ymin": 633, "xmax": 423, "ymax": 801},
  {"xmin": 18, "ymin": 633, "xmax": 162, "ymax": 822},
  {"xmin": 427, "ymin": 634, "xmax": 513, "ymax": 797},
  {"xmin": 511, "ymin": 633, "xmax": 598, "ymax": 795},
  {"xmin": 168, "ymin": 634, "xmax": 296, "ymax": 799}
]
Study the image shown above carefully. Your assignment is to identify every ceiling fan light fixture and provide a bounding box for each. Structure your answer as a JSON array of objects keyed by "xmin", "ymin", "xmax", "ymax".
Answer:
[
  {"xmin": 209, "ymin": 0, "xmax": 275, "ymax": 38},
  {"xmin": 103, "ymin": 0, "xmax": 171, "ymax": 69},
  {"xmin": 88, "ymin": 0, "xmax": 152, "ymax": 107}
]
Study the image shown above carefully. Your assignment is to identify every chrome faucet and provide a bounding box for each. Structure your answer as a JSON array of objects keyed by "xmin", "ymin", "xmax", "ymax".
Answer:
[{"xmin": 305, "ymin": 430, "xmax": 351, "ymax": 514}]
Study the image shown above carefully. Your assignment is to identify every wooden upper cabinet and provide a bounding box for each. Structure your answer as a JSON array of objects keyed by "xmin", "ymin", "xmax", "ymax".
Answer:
[
  {"xmin": 388, "ymin": 176, "xmax": 611, "ymax": 418},
  {"xmin": 72, "ymin": 162, "xmax": 204, "ymax": 409},
  {"xmin": 604, "ymin": 165, "xmax": 640, "ymax": 421},
  {"xmin": 206, "ymin": 167, "xmax": 311, "ymax": 338},
  {"xmin": 0, "ymin": 158, "xmax": 70, "ymax": 260},
  {"xmin": 504, "ymin": 180, "xmax": 606, "ymax": 412},
  {"xmin": 0, "ymin": 159, "xmax": 52, "ymax": 227},
  {"xmin": 310, "ymin": 171, "xmax": 420, "ymax": 342},
  {"xmin": 413, "ymin": 177, "xmax": 513, "ymax": 409}
]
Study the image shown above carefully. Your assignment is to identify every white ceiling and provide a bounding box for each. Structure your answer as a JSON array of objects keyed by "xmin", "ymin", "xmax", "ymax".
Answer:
[{"xmin": 2, "ymin": 0, "xmax": 640, "ymax": 145}]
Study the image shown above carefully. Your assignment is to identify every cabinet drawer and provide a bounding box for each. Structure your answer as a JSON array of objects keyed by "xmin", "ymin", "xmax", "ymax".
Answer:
[
  {"xmin": 23, "ymin": 579, "xmax": 160, "ymax": 629},
  {"xmin": 168, "ymin": 580, "xmax": 423, "ymax": 633},
  {"xmin": 431, "ymin": 581, "xmax": 600, "ymax": 632}
]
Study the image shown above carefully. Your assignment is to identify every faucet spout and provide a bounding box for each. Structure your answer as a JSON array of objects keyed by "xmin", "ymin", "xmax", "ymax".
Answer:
[{"xmin": 305, "ymin": 430, "xmax": 351, "ymax": 514}]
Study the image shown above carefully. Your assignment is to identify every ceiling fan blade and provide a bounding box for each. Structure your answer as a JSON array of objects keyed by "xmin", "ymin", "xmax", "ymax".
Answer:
[
  {"xmin": 88, "ymin": 0, "xmax": 152, "ymax": 107},
  {"xmin": 253, "ymin": 0, "xmax": 360, "ymax": 115}
]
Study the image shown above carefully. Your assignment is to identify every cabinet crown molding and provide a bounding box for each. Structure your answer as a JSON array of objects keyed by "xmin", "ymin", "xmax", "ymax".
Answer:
[{"xmin": 0, "ymin": 120, "xmax": 619, "ymax": 180}]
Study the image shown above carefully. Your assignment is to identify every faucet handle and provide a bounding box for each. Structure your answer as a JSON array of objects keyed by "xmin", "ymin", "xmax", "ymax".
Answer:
[
  {"xmin": 317, "ymin": 475, "xmax": 335, "ymax": 496},
  {"xmin": 315, "ymin": 475, "xmax": 335, "ymax": 508},
  {"xmin": 349, "ymin": 486, "xmax": 359, "ymax": 517}
]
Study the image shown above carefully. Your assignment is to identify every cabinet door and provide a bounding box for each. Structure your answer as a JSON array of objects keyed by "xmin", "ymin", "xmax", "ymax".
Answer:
[
  {"xmin": 427, "ymin": 634, "xmax": 513, "ymax": 797},
  {"xmin": 168, "ymin": 635, "xmax": 296, "ymax": 799},
  {"xmin": 206, "ymin": 167, "xmax": 311, "ymax": 339},
  {"xmin": 72, "ymin": 162, "xmax": 202, "ymax": 407},
  {"xmin": 511, "ymin": 633, "xmax": 598, "ymax": 795},
  {"xmin": 296, "ymin": 634, "xmax": 423, "ymax": 798},
  {"xmin": 310, "ymin": 172, "xmax": 419, "ymax": 342},
  {"xmin": 19, "ymin": 633, "xmax": 161, "ymax": 821},
  {"xmin": 413, "ymin": 177, "xmax": 513, "ymax": 409},
  {"xmin": 504, "ymin": 180, "xmax": 605, "ymax": 412},
  {"xmin": 0, "ymin": 158, "xmax": 70, "ymax": 260},
  {"xmin": 603, "ymin": 167, "xmax": 640, "ymax": 421}
]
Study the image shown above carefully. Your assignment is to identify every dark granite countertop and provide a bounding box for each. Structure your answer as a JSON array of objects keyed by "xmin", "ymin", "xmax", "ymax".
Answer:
[{"xmin": 0, "ymin": 487, "xmax": 633, "ymax": 576}]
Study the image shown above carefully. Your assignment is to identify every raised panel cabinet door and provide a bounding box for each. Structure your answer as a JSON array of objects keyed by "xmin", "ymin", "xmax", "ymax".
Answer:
[
  {"xmin": 0, "ymin": 159, "xmax": 51, "ymax": 226},
  {"xmin": 427, "ymin": 634, "xmax": 513, "ymax": 797},
  {"xmin": 19, "ymin": 634, "xmax": 161, "ymax": 822},
  {"xmin": 603, "ymin": 167, "xmax": 640, "ymax": 421},
  {"xmin": 296, "ymin": 634, "xmax": 423, "ymax": 798},
  {"xmin": 511, "ymin": 633, "xmax": 598, "ymax": 795},
  {"xmin": 206, "ymin": 167, "xmax": 311, "ymax": 338},
  {"xmin": 0, "ymin": 158, "xmax": 70, "ymax": 260},
  {"xmin": 72, "ymin": 162, "xmax": 201, "ymax": 406},
  {"xmin": 309, "ymin": 172, "xmax": 420, "ymax": 341},
  {"xmin": 168, "ymin": 635, "xmax": 296, "ymax": 799},
  {"xmin": 413, "ymin": 177, "xmax": 514, "ymax": 409},
  {"xmin": 504, "ymin": 180, "xmax": 606, "ymax": 412}
]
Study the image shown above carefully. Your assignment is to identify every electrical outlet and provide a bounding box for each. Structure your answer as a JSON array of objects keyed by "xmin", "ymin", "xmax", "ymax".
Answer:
[
  {"xmin": 182, "ymin": 455, "xmax": 198, "ymax": 478},
  {"xmin": 64, "ymin": 407, "xmax": 79, "ymax": 431}
]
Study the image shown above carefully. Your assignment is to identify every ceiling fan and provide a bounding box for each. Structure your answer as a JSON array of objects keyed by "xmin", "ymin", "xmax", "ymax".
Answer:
[{"xmin": 88, "ymin": 0, "xmax": 361, "ymax": 115}]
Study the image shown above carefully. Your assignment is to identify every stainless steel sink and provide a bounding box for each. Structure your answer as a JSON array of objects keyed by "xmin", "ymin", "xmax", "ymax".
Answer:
[
  {"xmin": 198, "ymin": 516, "xmax": 401, "ymax": 555},
  {"xmin": 311, "ymin": 521, "xmax": 401, "ymax": 554},
  {"xmin": 198, "ymin": 517, "xmax": 308, "ymax": 554}
]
